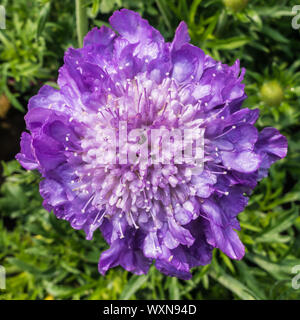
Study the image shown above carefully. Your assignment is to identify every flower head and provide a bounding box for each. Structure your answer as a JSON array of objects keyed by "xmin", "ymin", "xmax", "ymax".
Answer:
[{"xmin": 16, "ymin": 9, "xmax": 287, "ymax": 280}]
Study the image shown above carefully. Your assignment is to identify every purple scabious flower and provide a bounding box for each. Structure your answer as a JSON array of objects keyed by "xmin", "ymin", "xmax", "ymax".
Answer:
[{"xmin": 16, "ymin": 9, "xmax": 287, "ymax": 280}]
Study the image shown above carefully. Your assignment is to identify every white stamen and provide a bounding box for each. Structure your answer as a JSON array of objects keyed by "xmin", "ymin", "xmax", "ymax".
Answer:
[
  {"xmin": 81, "ymin": 194, "xmax": 95, "ymax": 213},
  {"xmin": 129, "ymin": 211, "xmax": 139, "ymax": 229},
  {"xmin": 119, "ymin": 222, "xmax": 124, "ymax": 239}
]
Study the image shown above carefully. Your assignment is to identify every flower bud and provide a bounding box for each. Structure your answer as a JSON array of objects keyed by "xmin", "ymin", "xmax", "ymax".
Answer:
[
  {"xmin": 224, "ymin": 0, "xmax": 248, "ymax": 12},
  {"xmin": 260, "ymin": 80, "xmax": 284, "ymax": 107}
]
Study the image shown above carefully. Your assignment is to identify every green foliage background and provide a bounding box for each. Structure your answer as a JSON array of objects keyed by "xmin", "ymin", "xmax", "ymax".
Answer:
[{"xmin": 0, "ymin": 0, "xmax": 300, "ymax": 300}]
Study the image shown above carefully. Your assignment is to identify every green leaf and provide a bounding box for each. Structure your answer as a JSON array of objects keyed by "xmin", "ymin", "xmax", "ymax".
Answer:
[
  {"xmin": 189, "ymin": 0, "xmax": 202, "ymax": 25},
  {"xmin": 206, "ymin": 37, "xmax": 250, "ymax": 50},
  {"xmin": 210, "ymin": 267, "xmax": 257, "ymax": 300},
  {"xmin": 235, "ymin": 261, "xmax": 266, "ymax": 300},
  {"xmin": 261, "ymin": 26, "xmax": 289, "ymax": 44},
  {"xmin": 155, "ymin": 0, "xmax": 172, "ymax": 32},
  {"xmin": 44, "ymin": 281, "xmax": 96, "ymax": 298},
  {"xmin": 246, "ymin": 253, "xmax": 298, "ymax": 281},
  {"xmin": 265, "ymin": 192, "xmax": 300, "ymax": 210},
  {"xmin": 37, "ymin": 2, "xmax": 51, "ymax": 39},
  {"xmin": 169, "ymin": 277, "xmax": 180, "ymax": 300},
  {"xmin": 119, "ymin": 274, "xmax": 148, "ymax": 300},
  {"xmin": 1, "ymin": 160, "xmax": 22, "ymax": 176},
  {"xmin": 2, "ymin": 86, "xmax": 24, "ymax": 112},
  {"xmin": 255, "ymin": 208, "xmax": 299, "ymax": 243},
  {"xmin": 6, "ymin": 258, "xmax": 42, "ymax": 276}
]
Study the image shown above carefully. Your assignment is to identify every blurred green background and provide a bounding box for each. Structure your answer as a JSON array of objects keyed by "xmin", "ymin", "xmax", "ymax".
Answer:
[{"xmin": 0, "ymin": 0, "xmax": 300, "ymax": 300}]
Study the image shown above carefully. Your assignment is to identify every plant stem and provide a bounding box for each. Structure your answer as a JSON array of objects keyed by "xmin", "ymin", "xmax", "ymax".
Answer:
[{"xmin": 75, "ymin": 0, "xmax": 88, "ymax": 48}]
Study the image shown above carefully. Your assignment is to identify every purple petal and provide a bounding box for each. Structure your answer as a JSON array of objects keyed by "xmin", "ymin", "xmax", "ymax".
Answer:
[{"xmin": 16, "ymin": 132, "xmax": 39, "ymax": 170}]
